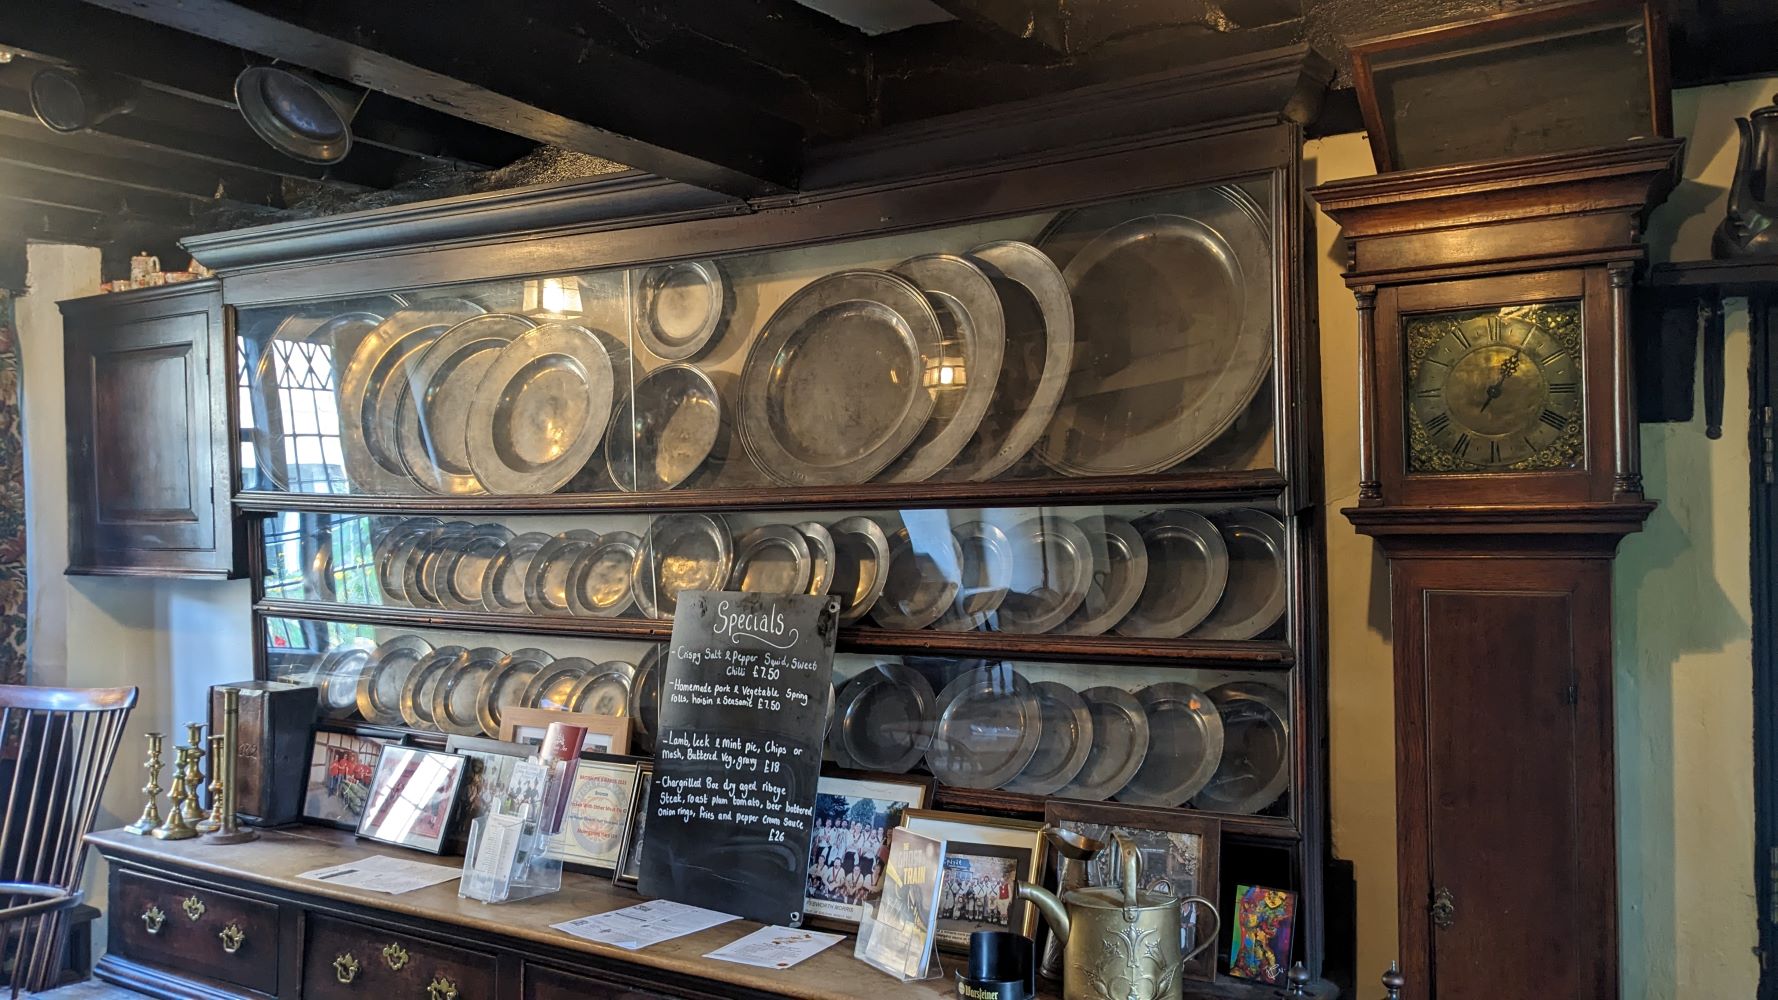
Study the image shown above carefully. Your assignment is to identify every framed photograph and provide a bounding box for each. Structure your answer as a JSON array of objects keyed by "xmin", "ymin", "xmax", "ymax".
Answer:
[
  {"xmin": 613, "ymin": 765, "xmax": 653, "ymax": 887},
  {"xmin": 544, "ymin": 756, "xmax": 642, "ymax": 876},
  {"xmin": 1228, "ymin": 885, "xmax": 1298, "ymax": 985},
  {"xmin": 900, "ymin": 809, "xmax": 1045, "ymax": 951},
  {"xmin": 805, "ymin": 771, "xmax": 933, "ymax": 929},
  {"xmin": 498, "ymin": 707, "xmax": 630, "ymax": 754},
  {"xmin": 1046, "ymin": 800, "xmax": 1222, "ymax": 982},
  {"xmin": 356, "ymin": 745, "xmax": 469, "ymax": 854},
  {"xmin": 444, "ymin": 735, "xmax": 532, "ymax": 847},
  {"xmin": 303, "ymin": 725, "xmax": 405, "ymax": 830}
]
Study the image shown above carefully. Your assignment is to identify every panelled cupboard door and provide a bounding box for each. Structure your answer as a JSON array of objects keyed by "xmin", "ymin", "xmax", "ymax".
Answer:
[{"xmin": 61, "ymin": 280, "xmax": 241, "ymax": 578}]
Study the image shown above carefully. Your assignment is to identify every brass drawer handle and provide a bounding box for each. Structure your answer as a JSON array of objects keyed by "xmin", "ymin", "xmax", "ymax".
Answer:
[
  {"xmin": 383, "ymin": 942, "xmax": 410, "ymax": 971},
  {"xmin": 427, "ymin": 975, "xmax": 457, "ymax": 1000},
  {"xmin": 219, "ymin": 922, "xmax": 245, "ymax": 954},
  {"xmin": 182, "ymin": 895, "xmax": 205, "ymax": 921},
  {"xmin": 141, "ymin": 904, "xmax": 165, "ymax": 934},
  {"xmin": 334, "ymin": 953, "xmax": 361, "ymax": 984}
]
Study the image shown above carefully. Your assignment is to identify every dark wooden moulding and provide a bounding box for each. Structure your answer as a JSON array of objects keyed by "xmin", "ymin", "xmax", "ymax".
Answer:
[{"xmin": 193, "ymin": 46, "xmax": 1341, "ymax": 992}]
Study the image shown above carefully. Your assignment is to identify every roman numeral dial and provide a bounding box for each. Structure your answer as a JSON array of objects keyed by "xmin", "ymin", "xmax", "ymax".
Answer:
[{"xmin": 1404, "ymin": 302, "xmax": 1585, "ymax": 473}]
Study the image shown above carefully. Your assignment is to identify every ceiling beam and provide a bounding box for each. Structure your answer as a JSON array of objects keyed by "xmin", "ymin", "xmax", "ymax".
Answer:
[
  {"xmin": 0, "ymin": 201, "xmax": 109, "ymax": 246},
  {"xmin": 72, "ymin": 0, "xmax": 807, "ymax": 195},
  {"xmin": 0, "ymin": 118, "xmax": 279, "ymax": 204},
  {"xmin": 0, "ymin": 164, "xmax": 195, "ymax": 220}
]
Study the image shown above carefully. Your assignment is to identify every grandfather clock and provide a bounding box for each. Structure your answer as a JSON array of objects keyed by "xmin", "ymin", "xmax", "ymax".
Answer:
[{"xmin": 1312, "ymin": 137, "xmax": 1684, "ymax": 999}]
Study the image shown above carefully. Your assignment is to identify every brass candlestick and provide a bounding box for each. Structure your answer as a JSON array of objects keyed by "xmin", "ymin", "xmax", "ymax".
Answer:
[
  {"xmin": 180, "ymin": 722, "xmax": 207, "ymax": 824},
  {"xmin": 195, "ymin": 734, "xmax": 225, "ymax": 834},
  {"xmin": 124, "ymin": 732, "xmax": 166, "ymax": 836},
  {"xmin": 151, "ymin": 747, "xmax": 198, "ymax": 841},
  {"xmin": 202, "ymin": 687, "xmax": 257, "ymax": 845}
]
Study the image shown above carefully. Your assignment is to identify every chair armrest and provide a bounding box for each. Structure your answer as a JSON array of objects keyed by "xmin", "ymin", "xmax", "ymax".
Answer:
[{"xmin": 0, "ymin": 883, "xmax": 83, "ymax": 927}]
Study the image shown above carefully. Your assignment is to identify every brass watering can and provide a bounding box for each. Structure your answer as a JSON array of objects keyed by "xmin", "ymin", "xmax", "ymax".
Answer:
[{"xmin": 1016, "ymin": 832, "xmax": 1219, "ymax": 1000}]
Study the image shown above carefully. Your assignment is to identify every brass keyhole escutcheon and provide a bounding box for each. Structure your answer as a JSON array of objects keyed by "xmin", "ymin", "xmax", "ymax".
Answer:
[
  {"xmin": 1431, "ymin": 887, "xmax": 1456, "ymax": 930},
  {"xmin": 427, "ymin": 975, "xmax": 458, "ymax": 1000},
  {"xmin": 182, "ymin": 895, "xmax": 205, "ymax": 921},
  {"xmin": 334, "ymin": 953, "xmax": 361, "ymax": 984},
  {"xmin": 219, "ymin": 922, "xmax": 245, "ymax": 954},
  {"xmin": 142, "ymin": 904, "xmax": 165, "ymax": 934},
  {"xmin": 383, "ymin": 942, "xmax": 410, "ymax": 971}
]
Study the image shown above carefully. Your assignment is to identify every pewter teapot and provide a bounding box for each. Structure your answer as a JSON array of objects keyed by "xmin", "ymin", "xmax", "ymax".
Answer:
[
  {"xmin": 1016, "ymin": 832, "xmax": 1219, "ymax": 1000},
  {"xmin": 1714, "ymin": 94, "xmax": 1778, "ymax": 259}
]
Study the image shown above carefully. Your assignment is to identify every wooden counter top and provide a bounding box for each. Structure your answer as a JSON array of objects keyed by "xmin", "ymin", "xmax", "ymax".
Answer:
[{"xmin": 88, "ymin": 827, "xmax": 1327, "ymax": 1000}]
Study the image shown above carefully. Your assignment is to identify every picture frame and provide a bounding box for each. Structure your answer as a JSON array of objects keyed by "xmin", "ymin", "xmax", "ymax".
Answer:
[
  {"xmin": 302, "ymin": 725, "xmax": 407, "ymax": 830},
  {"xmin": 804, "ymin": 771, "xmax": 934, "ymax": 930},
  {"xmin": 899, "ymin": 808, "xmax": 1045, "ymax": 951},
  {"xmin": 1228, "ymin": 885, "xmax": 1298, "ymax": 985},
  {"xmin": 355, "ymin": 744, "xmax": 469, "ymax": 855},
  {"xmin": 498, "ymin": 707, "xmax": 630, "ymax": 754},
  {"xmin": 443, "ymin": 735, "xmax": 532, "ymax": 849},
  {"xmin": 543, "ymin": 755, "xmax": 642, "ymax": 876},
  {"xmin": 1046, "ymin": 800, "xmax": 1222, "ymax": 982},
  {"xmin": 613, "ymin": 764, "xmax": 654, "ymax": 887}
]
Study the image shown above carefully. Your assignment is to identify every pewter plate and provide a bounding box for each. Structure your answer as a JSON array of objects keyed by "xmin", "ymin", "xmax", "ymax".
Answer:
[
  {"xmin": 477, "ymin": 647, "xmax": 553, "ymax": 737},
  {"xmin": 431, "ymin": 646, "xmax": 505, "ymax": 737},
  {"xmin": 728, "ymin": 524, "xmax": 813, "ymax": 595},
  {"xmin": 878, "ymin": 254, "xmax": 1006, "ymax": 483},
  {"xmin": 1116, "ymin": 510, "xmax": 1229, "ymax": 639},
  {"xmin": 525, "ymin": 530, "xmax": 601, "ymax": 616},
  {"xmin": 925, "ymin": 665, "xmax": 1041, "ymax": 789},
  {"xmin": 1035, "ymin": 188, "xmax": 1274, "ymax": 477},
  {"xmin": 828, "ymin": 516, "xmax": 890, "ymax": 624},
  {"xmin": 404, "ymin": 521, "xmax": 476, "ymax": 610},
  {"xmin": 481, "ymin": 532, "xmax": 553, "ymax": 614},
  {"xmin": 996, "ymin": 515, "xmax": 1095, "ymax": 635},
  {"xmin": 566, "ymin": 530, "xmax": 641, "ymax": 618},
  {"xmin": 525, "ymin": 657, "xmax": 595, "ymax": 711},
  {"xmin": 795, "ymin": 521, "xmax": 835, "ymax": 597},
  {"xmin": 605, "ymin": 363, "xmax": 725, "ymax": 492},
  {"xmin": 630, "ymin": 646, "xmax": 666, "ymax": 754},
  {"xmin": 633, "ymin": 513, "xmax": 732, "ymax": 619},
  {"xmin": 935, "ymin": 520, "xmax": 1012, "ymax": 632},
  {"xmin": 301, "ymin": 517, "xmax": 337, "ymax": 602},
  {"xmin": 1192, "ymin": 682, "xmax": 1289, "ymax": 815},
  {"xmin": 316, "ymin": 640, "xmax": 376, "ymax": 719},
  {"xmin": 355, "ymin": 635, "xmax": 433, "ymax": 726},
  {"xmin": 942, "ymin": 242, "xmax": 1074, "ymax": 482},
  {"xmin": 250, "ymin": 310, "xmax": 382, "ymax": 490},
  {"xmin": 740, "ymin": 269, "xmax": 942, "ymax": 486},
  {"xmin": 373, "ymin": 517, "xmax": 442, "ymax": 605},
  {"xmin": 1057, "ymin": 515, "xmax": 1150, "ymax": 636},
  {"xmin": 829, "ymin": 662, "xmax": 934, "ymax": 773},
  {"xmin": 1117, "ymin": 682, "xmax": 1225, "ymax": 807},
  {"xmin": 567, "ymin": 660, "xmax": 635, "ymax": 717},
  {"xmin": 398, "ymin": 313, "xmax": 537, "ymax": 494},
  {"xmin": 338, "ymin": 300, "xmax": 485, "ymax": 491},
  {"xmin": 400, "ymin": 646, "xmax": 469, "ymax": 731},
  {"xmin": 466, "ymin": 321, "xmax": 617, "ymax": 495},
  {"xmin": 1191, "ymin": 508, "xmax": 1288, "ymax": 640},
  {"xmin": 1001, "ymin": 680, "xmax": 1093, "ymax": 796},
  {"xmin": 635, "ymin": 259, "xmax": 727, "ymax": 361},
  {"xmin": 871, "ymin": 520, "xmax": 964, "ymax": 631},
  {"xmin": 431, "ymin": 523, "xmax": 515, "ymax": 612},
  {"xmin": 1056, "ymin": 686, "xmax": 1150, "ymax": 801}
]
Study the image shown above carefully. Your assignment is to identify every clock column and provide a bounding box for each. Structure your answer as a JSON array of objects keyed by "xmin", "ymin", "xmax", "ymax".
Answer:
[{"xmin": 1312, "ymin": 138, "xmax": 1684, "ymax": 999}]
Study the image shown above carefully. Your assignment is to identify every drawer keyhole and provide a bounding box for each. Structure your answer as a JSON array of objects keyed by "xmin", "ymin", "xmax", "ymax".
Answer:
[
  {"xmin": 182, "ymin": 896, "xmax": 205, "ymax": 921},
  {"xmin": 383, "ymin": 943, "xmax": 410, "ymax": 971}
]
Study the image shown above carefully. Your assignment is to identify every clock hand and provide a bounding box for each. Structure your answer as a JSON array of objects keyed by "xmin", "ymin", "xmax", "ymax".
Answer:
[{"xmin": 1479, "ymin": 349, "xmax": 1524, "ymax": 412}]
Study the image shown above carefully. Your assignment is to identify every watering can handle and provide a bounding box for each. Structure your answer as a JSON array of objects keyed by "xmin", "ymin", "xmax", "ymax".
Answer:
[{"xmin": 1110, "ymin": 832, "xmax": 1140, "ymax": 909}]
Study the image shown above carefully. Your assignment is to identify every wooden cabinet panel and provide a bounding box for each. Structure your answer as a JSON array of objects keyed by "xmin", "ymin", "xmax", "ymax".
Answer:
[
  {"xmin": 109, "ymin": 868, "xmax": 280, "ymax": 996},
  {"xmin": 523, "ymin": 962, "xmax": 694, "ymax": 1000},
  {"xmin": 302, "ymin": 913, "xmax": 497, "ymax": 1000},
  {"xmin": 61, "ymin": 280, "xmax": 241, "ymax": 578}
]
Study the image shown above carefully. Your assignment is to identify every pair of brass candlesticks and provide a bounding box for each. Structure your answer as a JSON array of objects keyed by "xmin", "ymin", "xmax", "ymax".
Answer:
[{"xmin": 125, "ymin": 687, "xmax": 256, "ymax": 844}]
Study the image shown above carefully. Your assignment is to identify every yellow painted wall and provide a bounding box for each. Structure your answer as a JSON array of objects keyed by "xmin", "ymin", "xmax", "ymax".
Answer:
[{"xmin": 1307, "ymin": 79, "xmax": 1772, "ymax": 996}]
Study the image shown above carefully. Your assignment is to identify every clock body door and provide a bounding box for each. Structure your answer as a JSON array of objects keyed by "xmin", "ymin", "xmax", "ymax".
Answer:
[{"xmin": 1390, "ymin": 547, "xmax": 1617, "ymax": 1000}]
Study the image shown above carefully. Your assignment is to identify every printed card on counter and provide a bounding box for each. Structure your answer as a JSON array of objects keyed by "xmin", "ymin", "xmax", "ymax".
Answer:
[
  {"xmin": 552, "ymin": 900, "xmax": 737, "ymax": 950},
  {"xmin": 297, "ymin": 854, "xmax": 461, "ymax": 894},
  {"xmin": 705, "ymin": 926, "xmax": 844, "ymax": 969}
]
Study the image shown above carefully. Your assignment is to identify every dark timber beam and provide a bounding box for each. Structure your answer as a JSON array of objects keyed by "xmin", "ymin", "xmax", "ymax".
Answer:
[
  {"xmin": 75, "ymin": 0, "xmax": 808, "ymax": 195},
  {"xmin": 0, "ymin": 119, "xmax": 279, "ymax": 204},
  {"xmin": 0, "ymin": 165, "xmax": 194, "ymax": 221}
]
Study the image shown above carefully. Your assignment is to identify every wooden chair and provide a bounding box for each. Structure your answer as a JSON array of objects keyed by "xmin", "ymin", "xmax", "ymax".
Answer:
[{"xmin": 0, "ymin": 684, "xmax": 137, "ymax": 995}]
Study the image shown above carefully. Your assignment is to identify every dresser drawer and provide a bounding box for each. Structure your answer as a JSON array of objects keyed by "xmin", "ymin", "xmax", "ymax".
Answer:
[
  {"xmin": 110, "ymin": 868, "xmax": 280, "ymax": 995},
  {"xmin": 303, "ymin": 914, "xmax": 497, "ymax": 1000},
  {"xmin": 523, "ymin": 962, "xmax": 689, "ymax": 1000}
]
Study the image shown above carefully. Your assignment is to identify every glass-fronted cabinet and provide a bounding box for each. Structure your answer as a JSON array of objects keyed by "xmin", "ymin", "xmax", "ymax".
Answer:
[{"xmin": 222, "ymin": 118, "xmax": 1326, "ymax": 985}]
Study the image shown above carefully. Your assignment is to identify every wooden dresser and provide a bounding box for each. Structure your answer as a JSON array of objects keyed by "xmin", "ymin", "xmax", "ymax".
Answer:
[{"xmin": 88, "ymin": 828, "xmax": 1329, "ymax": 1000}]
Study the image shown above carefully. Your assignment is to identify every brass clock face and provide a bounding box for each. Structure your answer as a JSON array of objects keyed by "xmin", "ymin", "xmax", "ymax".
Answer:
[{"xmin": 1404, "ymin": 302, "xmax": 1585, "ymax": 474}]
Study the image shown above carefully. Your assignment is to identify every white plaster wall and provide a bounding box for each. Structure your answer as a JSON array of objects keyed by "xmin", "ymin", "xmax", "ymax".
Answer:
[{"xmin": 15, "ymin": 242, "xmax": 253, "ymax": 951}]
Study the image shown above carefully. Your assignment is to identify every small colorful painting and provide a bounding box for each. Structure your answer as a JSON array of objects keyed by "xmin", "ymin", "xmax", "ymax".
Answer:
[{"xmin": 1228, "ymin": 884, "xmax": 1297, "ymax": 984}]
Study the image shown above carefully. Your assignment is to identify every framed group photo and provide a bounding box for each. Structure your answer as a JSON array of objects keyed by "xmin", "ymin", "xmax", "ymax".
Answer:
[
  {"xmin": 803, "ymin": 772, "xmax": 933, "ymax": 928},
  {"xmin": 900, "ymin": 809, "xmax": 1046, "ymax": 951},
  {"xmin": 303, "ymin": 725, "xmax": 406, "ymax": 830}
]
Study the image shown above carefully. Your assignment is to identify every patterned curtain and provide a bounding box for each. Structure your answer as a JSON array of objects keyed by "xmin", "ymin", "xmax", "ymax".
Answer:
[{"xmin": 0, "ymin": 295, "xmax": 23, "ymax": 685}]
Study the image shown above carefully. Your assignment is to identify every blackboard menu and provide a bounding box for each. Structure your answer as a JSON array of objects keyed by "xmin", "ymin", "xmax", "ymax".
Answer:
[{"xmin": 638, "ymin": 590, "xmax": 839, "ymax": 926}]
